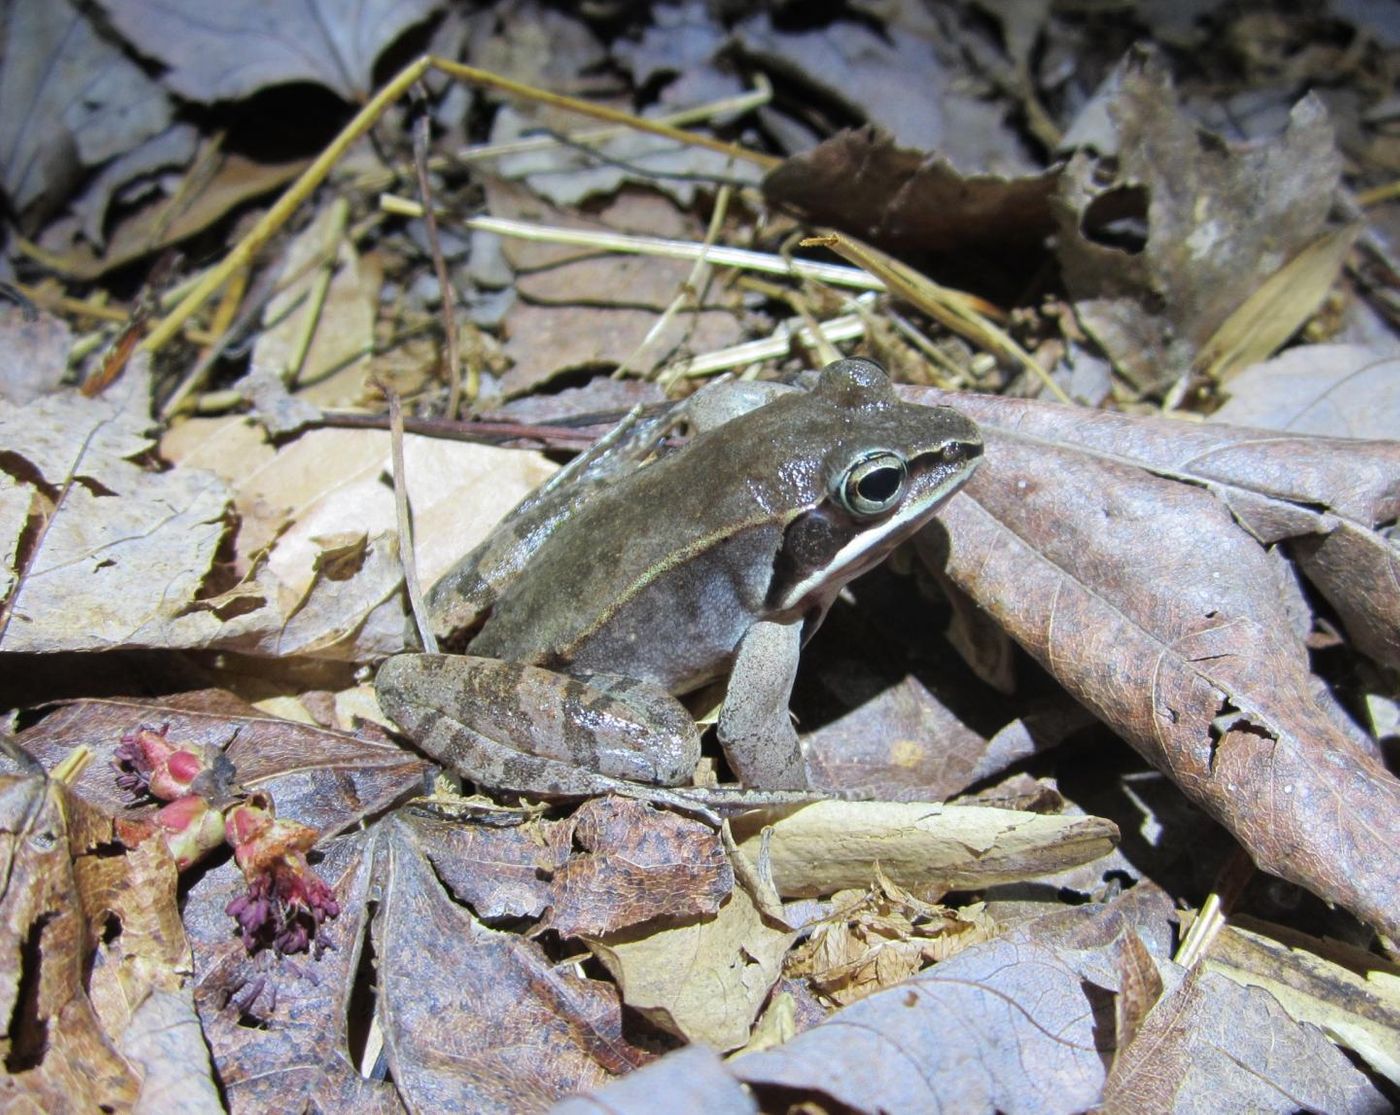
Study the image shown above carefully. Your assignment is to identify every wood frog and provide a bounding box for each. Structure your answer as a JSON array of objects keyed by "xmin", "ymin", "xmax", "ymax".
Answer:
[{"xmin": 376, "ymin": 358, "xmax": 982, "ymax": 808}]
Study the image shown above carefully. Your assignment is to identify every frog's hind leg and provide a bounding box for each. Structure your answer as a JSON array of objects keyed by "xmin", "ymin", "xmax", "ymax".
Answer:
[{"xmin": 375, "ymin": 654, "xmax": 701, "ymax": 793}]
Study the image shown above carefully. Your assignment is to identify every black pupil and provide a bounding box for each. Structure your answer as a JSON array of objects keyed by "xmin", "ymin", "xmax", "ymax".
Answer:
[{"xmin": 857, "ymin": 465, "xmax": 902, "ymax": 504}]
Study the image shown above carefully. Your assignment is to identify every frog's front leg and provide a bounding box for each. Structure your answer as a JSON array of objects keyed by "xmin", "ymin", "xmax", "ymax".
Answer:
[
  {"xmin": 375, "ymin": 654, "xmax": 701, "ymax": 797},
  {"xmin": 717, "ymin": 620, "xmax": 808, "ymax": 789}
]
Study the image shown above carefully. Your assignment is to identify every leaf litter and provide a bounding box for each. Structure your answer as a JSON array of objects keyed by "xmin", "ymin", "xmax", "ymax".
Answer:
[{"xmin": 1, "ymin": 1, "xmax": 1398, "ymax": 1111}]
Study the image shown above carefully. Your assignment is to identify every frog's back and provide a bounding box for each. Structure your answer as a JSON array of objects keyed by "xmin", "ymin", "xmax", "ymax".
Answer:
[{"xmin": 469, "ymin": 438, "xmax": 789, "ymax": 692}]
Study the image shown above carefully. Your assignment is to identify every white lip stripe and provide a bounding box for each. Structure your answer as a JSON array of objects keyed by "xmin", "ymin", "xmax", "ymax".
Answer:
[{"xmin": 776, "ymin": 463, "xmax": 975, "ymax": 611}]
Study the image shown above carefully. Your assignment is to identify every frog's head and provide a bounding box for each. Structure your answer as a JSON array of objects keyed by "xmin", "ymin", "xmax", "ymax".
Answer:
[{"xmin": 765, "ymin": 357, "xmax": 982, "ymax": 615}]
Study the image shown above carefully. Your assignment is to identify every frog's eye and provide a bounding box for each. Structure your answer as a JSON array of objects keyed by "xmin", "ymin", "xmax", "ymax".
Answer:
[{"xmin": 838, "ymin": 451, "xmax": 908, "ymax": 517}]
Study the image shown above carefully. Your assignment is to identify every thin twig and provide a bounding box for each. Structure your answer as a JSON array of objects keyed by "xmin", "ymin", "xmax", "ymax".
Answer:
[
  {"xmin": 387, "ymin": 390, "xmax": 436, "ymax": 654},
  {"xmin": 375, "ymin": 203, "xmax": 886, "ymax": 291},
  {"xmin": 532, "ymin": 127, "xmax": 760, "ymax": 189},
  {"xmin": 142, "ymin": 56, "xmax": 435, "ymax": 353},
  {"xmin": 660, "ymin": 305, "xmax": 871, "ymax": 380},
  {"xmin": 621, "ymin": 184, "xmax": 731, "ymax": 383},
  {"xmin": 140, "ymin": 55, "xmax": 778, "ymax": 354},
  {"xmin": 284, "ymin": 198, "xmax": 347, "ymax": 387},
  {"xmin": 412, "ymin": 101, "xmax": 468, "ymax": 414},
  {"xmin": 430, "ymin": 57, "xmax": 779, "ymax": 172},
  {"xmin": 451, "ymin": 80, "xmax": 772, "ymax": 168}
]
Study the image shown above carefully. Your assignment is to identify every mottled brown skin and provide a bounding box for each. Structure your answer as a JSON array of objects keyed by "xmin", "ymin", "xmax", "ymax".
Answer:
[{"xmin": 377, "ymin": 359, "xmax": 982, "ymax": 803}]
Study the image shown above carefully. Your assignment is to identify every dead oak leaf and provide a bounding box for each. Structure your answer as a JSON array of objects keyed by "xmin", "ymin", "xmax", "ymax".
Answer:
[
  {"xmin": 95, "ymin": 0, "xmax": 446, "ymax": 103},
  {"xmin": 0, "ymin": 0, "xmax": 172, "ymax": 220},
  {"xmin": 1054, "ymin": 49, "xmax": 1343, "ymax": 390},
  {"xmin": 542, "ymin": 795, "xmax": 732, "ymax": 939},
  {"xmin": 1103, "ymin": 963, "xmax": 1381, "ymax": 1113},
  {"xmin": 187, "ymin": 830, "xmax": 399, "ymax": 1113},
  {"xmin": 373, "ymin": 813, "xmax": 650, "ymax": 1111},
  {"xmin": 908, "ymin": 384, "xmax": 1400, "ymax": 940},
  {"xmin": 12, "ymin": 692, "xmax": 431, "ymax": 839}
]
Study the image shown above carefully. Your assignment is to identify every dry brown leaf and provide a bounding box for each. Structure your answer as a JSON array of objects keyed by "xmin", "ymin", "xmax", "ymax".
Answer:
[
  {"xmin": 95, "ymin": 0, "xmax": 446, "ymax": 102},
  {"xmin": 69, "ymin": 123, "xmax": 199, "ymax": 250},
  {"xmin": 0, "ymin": 776, "xmax": 144, "ymax": 1109},
  {"xmin": 187, "ymin": 830, "xmax": 399, "ymax": 1112},
  {"xmin": 731, "ymin": 801, "xmax": 1119, "ymax": 899},
  {"xmin": 401, "ymin": 806, "xmax": 571, "ymax": 922},
  {"xmin": 1110, "ymin": 927, "xmax": 1164, "ymax": 1065},
  {"xmin": 573, "ymin": 889, "xmax": 1384, "ymax": 1111},
  {"xmin": 1203, "ymin": 919, "xmax": 1400, "ymax": 1085},
  {"xmin": 543, "ymin": 795, "xmax": 732, "ymax": 939},
  {"xmin": 549, "ymin": 1043, "xmax": 757, "ymax": 1115},
  {"xmin": 1054, "ymin": 49, "xmax": 1342, "ymax": 390},
  {"xmin": 117, "ymin": 989, "xmax": 223, "ymax": 1114},
  {"xmin": 0, "ymin": 378, "xmax": 462, "ymax": 660},
  {"xmin": 1102, "ymin": 963, "xmax": 1380, "ymax": 1113},
  {"xmin": 373, "ymin": 813, "xmax": 649, "ymax": 1110},
  {"xmin": 0, "ymin": 0, "xmax": 171, "ymax": 219},
  {"xmin": 908, "ymin": 385, "xmax": 1400, "ymax": 938},
  {"xmin": 763, "ymin": 126, "xmax": 1057, "ymax": 254},
  {"xmin": 13, "ymin": 693, "xmax": 430, "ymax": 838},
  {"xmin": 160, "ymin": 419, "xmax": 556, "ymax": 659},
  {"xmin": 734, "ymin": 11, "xmax": 1030, "ymax": 169},
  {"xmin": 492, "ymin": 103, "xmax": 761, "ymax": 209},
  {"xmin": 0, "ymin": 367, "xmax": 252, "ymax": 653},
  {"xmin": 585, "ymin": 839, "xmax": 794, "ymax": 1052},
  {"xmin": 921, "ymin": 380, "xmax": 1400, "ymax": 668},
  {"xmin": 1213, "ymin": 342, "xmax": 1400, "ymax": 440},
  {"xmin": 798, "ymin": 672, "xmax": 997, "ymax": 800},
  {"xmin": 730, "ymin": 900, "xmax": 1137, "ymax": 1112},
  {"xmin": 787, "ymin": 882, "xmax": 998, "ymax": 1008}
]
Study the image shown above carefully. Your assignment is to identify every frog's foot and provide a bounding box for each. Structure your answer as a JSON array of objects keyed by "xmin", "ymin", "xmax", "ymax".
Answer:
[{"xmin": 717, "ymin": 621, "xmax": 810, "ymax": 790}]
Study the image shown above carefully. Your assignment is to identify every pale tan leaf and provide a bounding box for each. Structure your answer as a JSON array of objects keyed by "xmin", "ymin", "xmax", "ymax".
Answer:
[
  {"xmin": 730, "ymin": 801, "xmax": 1119, "ymax": 899},
  {"xmin": 0, "ymin": 368, "xmax": 260, "ymax": 653},
  {"xmin": 585, "ymin": 841, "xmax": 795, "ymax": 1051},
  {"xmin": 160, "ymin": 420, "xmax": 555, "ymax": 659},
  {"xmin": 1203, "ymin": 920, "xmax": 1400, "ymax": 1086},
  {"xmin": 1198, "ymin": 226, "xmax": 1361, "ymax": 383},
  {"xmin": 1103, "ymin": 964, "xmax": 1379, "ymax": 1113}
]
